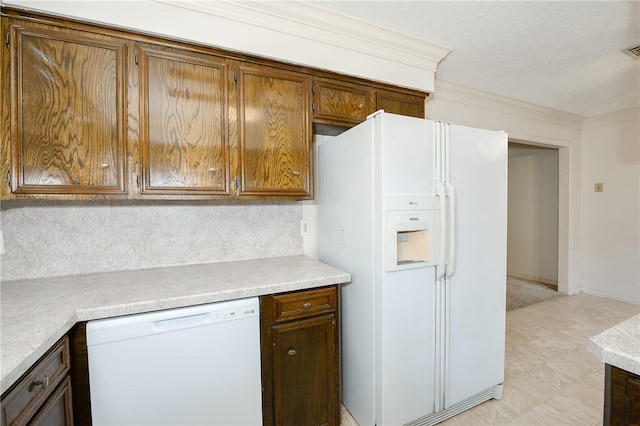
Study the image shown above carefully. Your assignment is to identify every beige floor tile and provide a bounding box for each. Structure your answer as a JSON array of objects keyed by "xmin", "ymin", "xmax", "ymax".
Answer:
[
  {"xmin": 503, "ymin": 391, "xmax": 601, "ymax": 425},
  {"xmin": 497, "ymin": 380, "xmax": 542, "ymax": 416},
  {"xmin": 340, "ymin": 404, "xmax": 359, "ymax": 426},
  {"xmin": 439, "ymin": 399, "xmax": 519, "ymax": 425},
  {"xmin": 559, "ymin": 372, "xmax": 605, "ymax": 421}
]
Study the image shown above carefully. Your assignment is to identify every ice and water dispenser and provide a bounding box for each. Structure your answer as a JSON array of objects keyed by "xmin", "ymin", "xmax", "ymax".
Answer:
[{"xmin": 384, "ymin": 195, "xmax": 440, "ymax": 271}]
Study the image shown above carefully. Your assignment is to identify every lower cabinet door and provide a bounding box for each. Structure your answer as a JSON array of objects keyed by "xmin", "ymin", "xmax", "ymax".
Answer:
[
  {"xmin": 30, "ymin": 377, "xmax": 73, "ymax": 426},
  {"xmin": 272, "ymin": 314, "xmax": 337, "ymax": 426}
]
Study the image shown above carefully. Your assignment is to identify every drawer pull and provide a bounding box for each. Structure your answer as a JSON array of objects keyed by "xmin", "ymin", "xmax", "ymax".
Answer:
[
  {"xmin": 33, "ymin": 375, "xmax": 49, "ymax": 389},
  {"xmin": 288, "ymin": 349, "xmax": 297, "ymax": 356},
  {"xmin": 302, "ymin": 302, "xmax": 312, "ymax": 309}
]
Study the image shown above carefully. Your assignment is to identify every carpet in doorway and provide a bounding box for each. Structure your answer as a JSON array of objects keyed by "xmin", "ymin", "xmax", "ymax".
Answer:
[{"xmin": 506, "ymin": 276, "xmax": 563, "ymax": 311}]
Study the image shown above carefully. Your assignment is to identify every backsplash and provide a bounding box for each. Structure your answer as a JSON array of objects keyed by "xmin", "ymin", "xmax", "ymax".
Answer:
[{"xmin": 0, "ymin": 200, "xmax": 302, "ymax": 281}]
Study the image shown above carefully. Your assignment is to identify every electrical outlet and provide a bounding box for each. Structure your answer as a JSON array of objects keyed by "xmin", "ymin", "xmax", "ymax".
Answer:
[{"xmin": 300, "ymin": 220, "xmax": 311, "ymax": 236}]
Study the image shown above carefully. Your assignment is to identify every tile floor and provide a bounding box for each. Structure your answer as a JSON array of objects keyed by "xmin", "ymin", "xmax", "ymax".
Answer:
[{"xmin": 340, "ymin": 293, "xmax": 640, "ymax": 425}]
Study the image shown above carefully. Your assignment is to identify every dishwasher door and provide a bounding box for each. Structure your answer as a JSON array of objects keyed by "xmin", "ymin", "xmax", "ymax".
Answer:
[{"xmin": 86, "ymin": 297, "xmax": 262, "ymax": 425}]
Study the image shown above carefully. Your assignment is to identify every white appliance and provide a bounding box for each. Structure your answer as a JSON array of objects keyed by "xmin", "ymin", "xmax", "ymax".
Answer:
[
  {"xmin": 317, "ymin": 111, "xmax": 507, "ymax": 426},
  {"xmin": 86, "ymin": 297, "xmax": 263, "ymax": 425}
]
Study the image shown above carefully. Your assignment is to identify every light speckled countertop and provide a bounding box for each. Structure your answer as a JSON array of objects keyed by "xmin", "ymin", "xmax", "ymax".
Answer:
[
  {"xmin": 1, "ymin": 255, "xmax": 350, "ymax": 394},
  {"xmin": 588, "ymin": 314, "xmax": 640, "ymax": 376}
]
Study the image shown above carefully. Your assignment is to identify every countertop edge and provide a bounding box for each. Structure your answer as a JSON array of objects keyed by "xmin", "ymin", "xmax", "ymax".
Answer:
[{"xmin": 588, "ymin": 314, "xmax": 640, "ymax": 377}]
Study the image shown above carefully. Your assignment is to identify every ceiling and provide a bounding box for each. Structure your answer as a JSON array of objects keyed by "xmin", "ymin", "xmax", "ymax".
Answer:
[{"xmin": 305, "ymin": 1, "xmax": 640, "ymax": 118}]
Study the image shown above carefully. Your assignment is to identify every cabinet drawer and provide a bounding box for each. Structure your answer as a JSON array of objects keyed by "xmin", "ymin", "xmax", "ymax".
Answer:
[
  {"xmin": 273, "ymin": 287, "xmax": 337, "ymax": 322},
  {"xmin": 1, "ymin": 336, "xmax": 70, "ymax": 426}
]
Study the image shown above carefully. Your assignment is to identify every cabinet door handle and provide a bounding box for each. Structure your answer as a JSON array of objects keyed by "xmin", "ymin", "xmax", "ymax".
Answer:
[
  {"xmin": 287, "ymin": 349, "xmax": 297, "ymax": 356},
  {"xmin": 98, "ymin": 163, "xmax": 110, "ymax": 169},
  {"xmin": 292, "ymin": 171, "xmax": 301, "ymax": 176},
  {"xmin": 302, "ymin": 302, "xmax": 311, "ymax": 309},
  {"xmin": 33, "ymin": 375, "xmax": 50, "ymax": 389}
]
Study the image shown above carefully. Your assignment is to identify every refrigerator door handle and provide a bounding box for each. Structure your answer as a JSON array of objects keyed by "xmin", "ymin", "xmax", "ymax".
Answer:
[
  {"xmin": 445, "ymin": 182, "xmax": 457, "ymax": 278},
  {"xmin": 436, "ymin": 181, "xmax": 447, "ymax": 280}
]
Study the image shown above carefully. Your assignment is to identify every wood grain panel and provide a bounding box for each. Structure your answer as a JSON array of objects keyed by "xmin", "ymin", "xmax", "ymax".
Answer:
[
  {"xmin": 605, "ymin": 364, "xmax": 640, "ymax": 426},
  {"xmin": 139, "ymin": 46, "xmax": 228, "ymax": 194},
  {"xmin": 314, "ymin": 80, "xmax": 370, "ymax": 125},
  {"xmin": 237, "ymin": 65, "xmax": 311, "ymax": 197},
  {"xmin": 260, "ymin": 286, "xmax": 340, "ymax": 426},
  {"xmin": 272, "ymin": 314, "xmax": 336, "ymax": 426},
  {"xmin": 10, "ymin": 24, "xmax": 127, "ymax": 194},
  {"xmin": 1, "ymin": 336, "xmax": 70, "ymax": 426},
  {"xmin": 376, "ymin": 89, "xmax": 425, "ymax": 119}
]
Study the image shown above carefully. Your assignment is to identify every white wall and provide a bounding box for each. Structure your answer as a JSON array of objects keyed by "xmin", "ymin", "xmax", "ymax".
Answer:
[
  {"xmin": 507, "ymin": 145, "xmax": 559, "ymax": 285},
  {"xmin": 580, "ymin": 110, "xmax": 640, "ymax": 303}
]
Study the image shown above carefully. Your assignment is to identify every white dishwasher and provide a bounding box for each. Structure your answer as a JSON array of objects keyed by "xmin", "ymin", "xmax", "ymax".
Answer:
[{"xmin": 86, "ymin": 297, "xmax": 263, "ymax": 426}]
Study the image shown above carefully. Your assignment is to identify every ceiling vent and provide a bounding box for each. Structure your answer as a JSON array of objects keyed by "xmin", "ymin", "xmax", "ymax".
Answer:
[{"xmin": 623, "ymin": 44, "xmax": 640, "ymax": 60}]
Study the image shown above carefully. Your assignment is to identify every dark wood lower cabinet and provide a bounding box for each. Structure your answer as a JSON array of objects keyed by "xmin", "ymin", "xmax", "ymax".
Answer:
[
  {"xmin": 604, "ymin": 364, "xmax": 640, "ymax": 426},
  {"xmin": 1, "ymin": 337, "xmax": 73, "ymax": 426},
  {"xmin": 261, "ymin": 286, "xmax": 340, "ymax": 426},
  {"xmin": 28, "ymin": 378, "xmax": 73, "ymax": 426}
]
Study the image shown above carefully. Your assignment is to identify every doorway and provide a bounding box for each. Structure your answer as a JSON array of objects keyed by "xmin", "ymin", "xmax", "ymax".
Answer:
[{"xmin": 506, "ymin": 142, "xmax": 561, "ymax": 310}]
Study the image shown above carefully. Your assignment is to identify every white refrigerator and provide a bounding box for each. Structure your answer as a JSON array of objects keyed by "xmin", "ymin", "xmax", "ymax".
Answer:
[{"xmin": 317, "ymin": 111, "xmax": 507, "ymax": 426}]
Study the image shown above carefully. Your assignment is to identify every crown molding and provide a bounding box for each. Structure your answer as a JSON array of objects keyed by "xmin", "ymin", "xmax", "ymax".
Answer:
[
  {"xmin": 154, "ymin": 0, "xmax": 451, "ymax": 73},
  {"xmin": 582, "ymin": 107, "xmax": 640, "ymax": 129},
  {"xmin": 432, "ymin": 79, "xmax": 586, "ymax": 129}
]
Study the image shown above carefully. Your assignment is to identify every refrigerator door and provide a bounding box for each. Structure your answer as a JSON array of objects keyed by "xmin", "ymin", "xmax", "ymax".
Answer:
[
  {"xmin": 378, "ymin": 267, "xmax": 437, "ymax": 425},
  {"xmin": 318, "ymin": 112, "xmax": 440, "ymax": 426},
  {"xmin": 318, "ymin": 118, "xmax": 377, "ymax": 426},
  {"xmin": 376, "ymin": 112, "xmax": 438, "ymax": 424},
  {"xmin": 446, "ymin": 124, "xmax": 507, "ymax": 407}
]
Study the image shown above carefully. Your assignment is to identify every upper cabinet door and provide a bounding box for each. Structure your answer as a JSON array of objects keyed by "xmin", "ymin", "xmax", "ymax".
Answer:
[
  {"xmin": 312, "ymin": 79, "xmax": 372, "ymax": 127},
  {"xmin": 138, "ymin": 45, "xmax": 229, "ymax": 195},
  {"xmin": 8, "ymin": 22, "xmax": 127, "ymax": 194},
  {"xmin": 235, "ymin": 64, "xmax": 312, "ymax": 198},
  {"xmin": 376, "ymin": 89, "xmax": 426, "ymax": 119}
]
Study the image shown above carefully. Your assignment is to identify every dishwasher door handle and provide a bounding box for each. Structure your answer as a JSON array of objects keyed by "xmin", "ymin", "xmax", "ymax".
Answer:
[{"xmin": 153, "ymin": 312, "xmax": 210, "ymax": 331}]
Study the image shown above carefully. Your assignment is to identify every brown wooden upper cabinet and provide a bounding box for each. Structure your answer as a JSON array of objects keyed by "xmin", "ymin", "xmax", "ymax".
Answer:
[
  {"xmin": 376, "ymin": 89, "xmax": 425, "ymax": 119},
  {"xmin": 311, "ymin": 78, "xmax": 426, "ymax": 130},
  {"xmin": 137, "ymin": 44, "xmax": 229, "ymax": 196},
  {"xmin": 1, "ymin": 8, "xmax": 426, "ymax": 200},
  {"xmin": 234, "ymin": 64, "xmax": 312, "ymax": 199},
  {"xmin": 6, "ymin": 19, "xmax": 127, "ymax": 195},
  {"xmin": 312, "ymin": 78, "xmax": 372, "ymax": 127}
]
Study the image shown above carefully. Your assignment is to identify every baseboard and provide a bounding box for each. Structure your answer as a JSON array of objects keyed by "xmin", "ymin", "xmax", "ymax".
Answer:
[
  {"xmin": 580, "ymin": 289, "xmax": 640, "ymax": 306},
  {"xmin": 507, "ymin": 273, "xmax": 558, "ymax": 287}
]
